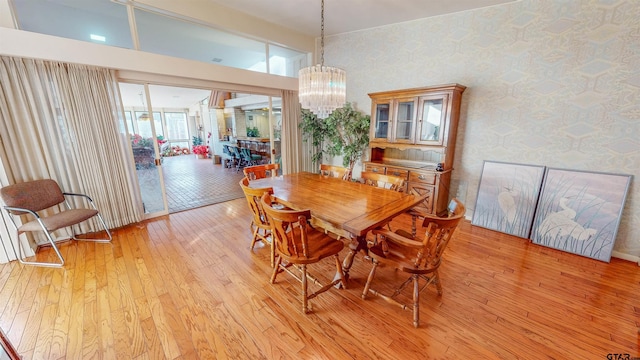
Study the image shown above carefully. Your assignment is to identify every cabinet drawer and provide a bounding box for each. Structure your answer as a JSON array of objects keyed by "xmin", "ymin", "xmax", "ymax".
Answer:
[
  {"xmin": 364, "ymin": 164, "xmax": 385, "ymax": 174},
  {"xmin": 409, "ymin": 171, "xmax": 436, "ymax": 185},
  {"xmin": 385, "ymin": 166, "xmax": 409, "ymax": 180}
]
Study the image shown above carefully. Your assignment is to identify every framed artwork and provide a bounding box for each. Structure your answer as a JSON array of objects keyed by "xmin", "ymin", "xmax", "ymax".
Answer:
[
  {"xmin": 530, "ymin": 168, "xmax": 632, "ymax": 262},
  {"xmin": 472, "ymin": 161, "xmax": 546, "ymax": 238}
]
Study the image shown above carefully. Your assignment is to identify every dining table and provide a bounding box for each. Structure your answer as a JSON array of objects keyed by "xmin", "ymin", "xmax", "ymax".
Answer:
[{"xmin": 248, "ymin": 171, "xmax": 426, "ymax": 282}]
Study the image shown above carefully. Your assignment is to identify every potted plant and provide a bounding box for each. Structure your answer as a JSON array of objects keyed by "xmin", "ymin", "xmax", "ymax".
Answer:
[
  {"xmin": 300, "ymin": 102, "xmax": 370, "ymax": 180},
  {"xmin": 192, "ymin": 145, "xmax": 209, "ymax": 159}
]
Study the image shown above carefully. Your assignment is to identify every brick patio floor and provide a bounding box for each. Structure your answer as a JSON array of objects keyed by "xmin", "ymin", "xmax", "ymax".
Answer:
[{"xmin": 161, "ymin": 155, "xmax": 245, "ymax": 213}]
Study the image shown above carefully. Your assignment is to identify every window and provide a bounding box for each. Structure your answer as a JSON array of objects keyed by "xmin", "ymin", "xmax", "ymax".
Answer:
[
  {"xmin": 12, "ymin": 0, "xmax": 309, "ymax": 77},
  {"xmin": 13, "ymin": 0, "xmax": 133, "ymax": 49},
  {"xmin": 164, "ymin": 112, "xmax": 189, "ymax": 141}
]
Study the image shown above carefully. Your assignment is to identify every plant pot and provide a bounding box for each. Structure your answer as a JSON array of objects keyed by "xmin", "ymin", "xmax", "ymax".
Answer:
[{"xmin": 196, "ymin": 154, "xmax": 205, "ymax": 159}]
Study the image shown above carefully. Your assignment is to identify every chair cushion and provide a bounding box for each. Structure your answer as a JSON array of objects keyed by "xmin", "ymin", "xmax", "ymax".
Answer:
[{"xmin": 19, "ymin": 209, "xmax": 99, "ymax": 233}]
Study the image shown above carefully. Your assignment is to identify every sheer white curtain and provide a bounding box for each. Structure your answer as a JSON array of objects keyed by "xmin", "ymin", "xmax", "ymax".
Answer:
[
  {"xmin": 0, "ymin": 56, "xmax": 142, "ymax": 262},
  {"xmin": 280, "ymin": 90, "xmax": 313, "ymax": 174}
]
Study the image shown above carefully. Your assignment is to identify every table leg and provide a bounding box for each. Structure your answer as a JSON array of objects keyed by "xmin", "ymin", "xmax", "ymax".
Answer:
[{"xmin": 340, "ymin": 235, "xmax": 368, "ymax": 282}]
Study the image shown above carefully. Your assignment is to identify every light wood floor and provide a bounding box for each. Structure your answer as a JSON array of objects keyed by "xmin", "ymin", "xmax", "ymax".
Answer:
[{"xmin": 0, "ymin": 198, "xmax": 638, "ymax": 359}]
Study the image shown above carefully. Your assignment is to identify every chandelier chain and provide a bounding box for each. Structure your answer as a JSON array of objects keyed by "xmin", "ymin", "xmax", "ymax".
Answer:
[{"xmin": 320, "ymin": 0, "xmax": 325, "ymax": 66}]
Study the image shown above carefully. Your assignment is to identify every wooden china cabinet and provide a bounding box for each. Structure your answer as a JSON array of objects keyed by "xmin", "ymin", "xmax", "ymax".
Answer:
[{"xmin": 365, "ymin": 84, "xmax": 466, "ymax": 215}]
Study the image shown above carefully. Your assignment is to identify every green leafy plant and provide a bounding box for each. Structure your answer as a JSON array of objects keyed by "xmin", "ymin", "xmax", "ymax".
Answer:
[
  {"xmin": 300, "ymin": 103, "xmax": 370, "ymax": 180},
  {"xmin": 192, "ymin": 136, "xmax": 203, "ymax": 146},
  {"xmin": 246, "ymin": 127, "xmax": 260, "ymax": 137}
]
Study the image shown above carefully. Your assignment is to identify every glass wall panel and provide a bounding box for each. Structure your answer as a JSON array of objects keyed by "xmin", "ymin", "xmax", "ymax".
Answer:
[
  {"xmin": 134, "ymin": 111, "xmax": 161, "ymax": 139},
  {"xmin": 13, "ymin": 0, "xmax": 133, "ymax": 49},
  {"xmin": 120, "ymin": 110, "xmax": 135, "ymax": 135},
  {"xmin": 165, "ymin": 112, "xmax": 189, "ymax": 141},
  {"xmin": 135, "ymin": 9, "xmax": 267, "ymax": 72},
  {"xmin": 268, "ymin": 44, "xmax": 307, "ymax": 77},
  {"xmin": 122, "ymin": 83, "xmax": 166, "ymax": 215},
  {"xmin": 12, "ymin": 1, "xmax": 308, "ymax": 78}
]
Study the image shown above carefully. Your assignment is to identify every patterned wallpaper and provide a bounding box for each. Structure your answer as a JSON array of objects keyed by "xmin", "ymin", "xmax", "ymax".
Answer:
[{"xmin": 327, "ymin": 0, "xmax": 640, "ymax": 258}]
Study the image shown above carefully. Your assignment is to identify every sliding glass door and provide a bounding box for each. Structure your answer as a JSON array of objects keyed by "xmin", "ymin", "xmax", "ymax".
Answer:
[{"xmin": 119, "ymin": 82, "xmax": 168, "ymax": 216}]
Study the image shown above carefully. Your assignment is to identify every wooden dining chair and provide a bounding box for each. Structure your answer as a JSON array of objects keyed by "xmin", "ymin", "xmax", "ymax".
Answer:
[
  {"xmin": 362, "ymin": 198, "xmax": 465, "ymax": 327},
  {"xmin": 360, "ymin": 171, "xmax": 405, "ymax": 192},
  {"xmin": 243, "ymin": 163, "xmax": 280, "ymax": 180},
  {"xmin": 260, "ymin": 192, "xmax": 346, "ymax": 314},
  {"xmin": 319, "ymin": 164, "xmax": 349, "ymax": 180},
  {"xmin": 239, "ymin": 177, "xmax": 276, "ymax": 267},
  {"xmin": 408, "ymin": 194, "xmax": 466, "ymax": 237},
  {"xmin": 0, "ymin": 179, "xmax": 112, "ymax": 268}
]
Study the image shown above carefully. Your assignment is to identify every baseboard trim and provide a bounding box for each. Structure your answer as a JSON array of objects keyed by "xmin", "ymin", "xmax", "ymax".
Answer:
[{"xmin": 611, "ymin": 251, "xmax": 640, "ymax": 265}]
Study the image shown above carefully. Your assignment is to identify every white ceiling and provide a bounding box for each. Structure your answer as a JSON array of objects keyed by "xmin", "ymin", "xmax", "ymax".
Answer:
[{"xmin": 208, "ymin": 0, "xmax": 518, "ymax": 37}]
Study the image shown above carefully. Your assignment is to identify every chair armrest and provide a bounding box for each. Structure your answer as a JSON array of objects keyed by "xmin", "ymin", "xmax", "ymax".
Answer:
[
  {"xmin": 3, "ymin": 205, "xmax": 40, "ymax": 218},
  {"xmin": 63, "ymin": 192, "xmax": 97, "ymax": 210},
  {"xmin": 63, "ymin": 192, "xmax": 94, "ymax": 202},
  {"xmin": 371, "ymin": 228, "xmax": 423, "ymax": 248},
  {"xmin": 408, "ymin": 208, "xmax": 444, "ymax": 221}
]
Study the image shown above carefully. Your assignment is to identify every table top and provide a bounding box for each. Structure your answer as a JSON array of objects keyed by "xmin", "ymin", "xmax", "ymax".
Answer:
[{"xmin": 249, "ymin": 172, "xmax": 424, "ymax": 238}]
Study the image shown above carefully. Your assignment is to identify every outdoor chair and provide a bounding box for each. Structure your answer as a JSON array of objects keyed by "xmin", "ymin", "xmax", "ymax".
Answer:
[{"xmin": 240, "ymin": 147, "xmax": 262, "ymax": 167}]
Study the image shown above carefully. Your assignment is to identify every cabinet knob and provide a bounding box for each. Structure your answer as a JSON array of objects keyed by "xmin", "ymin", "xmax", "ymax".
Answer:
[{"xmin": 418, "ymin": 175, "xmax": 426, "ymax": 180}]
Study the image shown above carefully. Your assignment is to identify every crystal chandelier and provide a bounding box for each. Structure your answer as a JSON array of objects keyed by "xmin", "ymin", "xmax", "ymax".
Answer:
[{"xmin": 298, "ymin": 0, "xmax": 346, "ymax": 119}]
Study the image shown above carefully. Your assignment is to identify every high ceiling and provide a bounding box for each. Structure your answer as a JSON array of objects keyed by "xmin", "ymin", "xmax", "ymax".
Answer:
[{"xmin": 208, "ymin": 0, "xmax": 518, "ymax": 37}]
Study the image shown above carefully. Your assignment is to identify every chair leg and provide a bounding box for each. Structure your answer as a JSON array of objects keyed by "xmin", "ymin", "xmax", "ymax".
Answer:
[
  {"xmin": 434, "ymin": 270, "xmax": 443, "ymax": 295},
  {"xmin": 301, "ymin": 264, "xmax": 309, "ymax": 313},
  {"xmin": 13, "ymin": 230, "xmax": 64, "ymax": 268},
  {"xmin": 412, "ymin": 274, "xmax": 420, "ymax": 328},
  {"xmin": 269, "ymin": 234, "xmax": 275, "ymax": 268},
  {"xmin": 71, "ymin": 214, "xmax": 112, "ymax": 243},
  {"xmin": 361, "ymin": 260, "xmax": 379, "ymax": 299},
  {"xmin": 249, "ymin": 225, "xmax": 260, "ymax": 250},
  {"xmin": 270, "ymin": 256, "xmax": 282, "ymax": 284}
]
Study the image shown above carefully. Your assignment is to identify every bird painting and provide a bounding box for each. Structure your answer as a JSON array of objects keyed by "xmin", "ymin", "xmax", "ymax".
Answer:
[{"xmin": 537, "ymin": 197, "xmax": 598, "ymax": 242}]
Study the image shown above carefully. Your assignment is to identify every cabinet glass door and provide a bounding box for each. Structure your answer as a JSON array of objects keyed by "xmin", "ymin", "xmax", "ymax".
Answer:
[
  {"xmin": 393, "ymin": 99, "xmax": 416, "ymax": 142},
  {"xmin": 417, "ymin": 95, "xmax": 447, "ymax": 145},
  {"xmin": 372, "ymin": 102, "xmax": 391, "ymax": 140}
]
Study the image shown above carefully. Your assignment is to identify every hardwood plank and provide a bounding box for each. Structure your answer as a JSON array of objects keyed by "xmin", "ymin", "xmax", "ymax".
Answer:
[
  {"xmin": 0, "ymin": 265, "xmax": 33, "ymax": 331},
  {"xmin": 140, "ymin": 316, "xmax": 167, "ymax": 360},
  {"xmin": 0, "ymin": 263, "xmax": 26, "ymax": 323},
  {"xmin": 148, "ymin": 295, "xmax": 181, "ymax": 359},
  {"xmin": 49, "ymin": 267, "xmax": 74, "ymax": 359},
  {"xmin": 16, "ymin": 283, "xmax": 49, "ymax": 353},
  {"xmin": 31, "ymin": 303, "xmax": 56, "ymax": 360},
  {"xmin": 65, "ymin": 241, "xmax": 86, "ymax": 360},
  {"xmin": 157, "ymin": 293, "xmax": 197, "ymax": 358}
]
